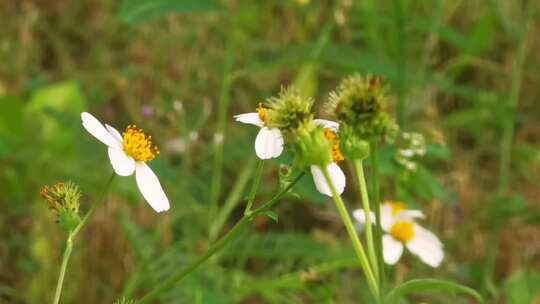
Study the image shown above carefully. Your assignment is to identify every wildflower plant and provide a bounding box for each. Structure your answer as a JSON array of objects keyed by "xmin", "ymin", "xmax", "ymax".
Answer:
[{"xmin": 39, "ymin": 75, "xmax": 481, "ymax": 304}]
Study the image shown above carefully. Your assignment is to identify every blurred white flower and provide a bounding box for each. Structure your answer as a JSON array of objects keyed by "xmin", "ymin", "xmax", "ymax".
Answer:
[
  {"xmin": 234, "ymin": 103, "xmax": 284, "ymax": 159},
  {"xmin": 81, "ymin": 112, "xmax": 170, "ymax": 213},
  {"xmin": 353, "ymin": 201, "xmax": 443, "ymax": 267},
  {"xmin": 310, "ymin": 119, "xmax": 346, "ymax": 197}
]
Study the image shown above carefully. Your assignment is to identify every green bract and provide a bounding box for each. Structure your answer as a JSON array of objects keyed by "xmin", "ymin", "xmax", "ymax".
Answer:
[{"xmin": 293, "ymin": 119, "xmax": 333, "ymax": 167}]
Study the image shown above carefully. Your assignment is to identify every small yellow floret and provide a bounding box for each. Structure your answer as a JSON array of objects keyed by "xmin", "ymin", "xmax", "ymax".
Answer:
[
  {"xmin": 390, "ymin": 221, "xmax": 415, "ymax": 242},
  {"xmin": 324, "ymin": 128, "xmax": 344, "ymax": 162},
  {"xmin": 256, "ymin": 102, "xmax": 268, "ymax": 123},
  {"xmin": 389, "ymin": 201, "xmax": 407, "ymax": 215},
  {"xmin": 122, "ymin": 125, "xmax": 159, "ymax": 162}
]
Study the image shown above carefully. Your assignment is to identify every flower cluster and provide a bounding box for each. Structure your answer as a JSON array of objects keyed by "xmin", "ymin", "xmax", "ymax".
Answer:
[
  {"xmin": 354, "ymin": 201, "xmax": 443, "ymax": 267},
  {"xmin": 235, "ymin": 87, "xmax": 346, "ymax": 197},
  {"xmin": 41, "ymin": 182, "xmax": 82, "ymax": 232}
]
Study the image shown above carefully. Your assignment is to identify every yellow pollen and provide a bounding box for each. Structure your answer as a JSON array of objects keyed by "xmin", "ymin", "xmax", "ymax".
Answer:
[
  {"xmin": 390, "ymin": 221, "xmax": 415, "ymax": 242},
  {"xmin": 389, "ymin": 202, "xmax": 407, "ymax": 215},
  {"xmin": 122, "ymin": 125, "xmax": 160, "ymax": 162},
  {"xmin": 324, "ymin": 128, "xmax": 344, "ymax": 162},
  {"xmin": 256, "ymin": 102, "xmax": 268, "ymax": 123}
]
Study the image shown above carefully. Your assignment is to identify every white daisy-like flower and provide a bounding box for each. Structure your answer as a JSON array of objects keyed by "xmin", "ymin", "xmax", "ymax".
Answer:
[
  {"xmin": 234, "ymin": 103, "xmax": 284, "ymax": 160},
  {"xmin": 310, "ymin": 119, "xmax": 346, "ymax": 197},
  {"xmin": 81, "ymin": 112, "xmax": 170, "ymax": 213},
  {"xmin": 353, "ymin": 201, "xmax": 444, "ymax": 267}
]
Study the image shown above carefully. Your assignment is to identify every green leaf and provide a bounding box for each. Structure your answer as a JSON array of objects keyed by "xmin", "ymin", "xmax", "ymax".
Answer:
[
  {"xmin": 385, "ymin": 278, "xmax": 484, "ymax": 304},
  {"xmin": 119, "ymin": 0, "xmax": 219, "ymax": 24},
  {"xmin": 504, "ymin": 270, "xmax": 540, "ymax": 304},
  {"xmin": 263, "ymin": 210, "xmax": 279, "ymax": 223}
]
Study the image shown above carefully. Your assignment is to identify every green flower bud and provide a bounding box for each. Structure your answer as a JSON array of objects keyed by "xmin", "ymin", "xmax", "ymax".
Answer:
[
  {"xmin": 40, "ymin": 182, "xmax": 81, "ymax": 232},
  {"xmin": 293, "ymin": 119, "xmax": 333, "ymax": 167},
  {"xmin": 327, "ymin": 74, "xmax": 397, "ymax": 141},
  {"xmin": 264, "ymin": 86, "xmax": 314, "ymax": 132},
  {"xmin": 339, "ymin": 125, "xmax": 370, "ymax": 160}
]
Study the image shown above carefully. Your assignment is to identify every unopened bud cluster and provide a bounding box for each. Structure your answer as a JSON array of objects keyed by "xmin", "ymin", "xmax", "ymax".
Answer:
[{"xmin": 40, "ymin": 182, "xmax": 82, "ymax": 232}]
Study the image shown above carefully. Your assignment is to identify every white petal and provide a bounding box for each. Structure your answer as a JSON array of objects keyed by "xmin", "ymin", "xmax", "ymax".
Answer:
[
  {"xmin": 254, "ymin": 127, "xmax": 284, "ymax": 159},
  {"xmin": 107, "ymin": 148, "xmax": 135, "ymax": 176},
  {"xmin": 81, "ymin": 112, "xmax": 122, "ymax": 149},
  {"xmin": 406, "ymin": 224, "xmax": 444, "ymax": 267},
  {"xmin": 234, "ymin": 113, "xmax": 263, "ymax": 127},
  {"xmin": 310, "ymin": 163, "xmax": 346, "ymax": 197},
  {"xmin": 352, "ymin": 209, "xmax": 375, "ymax": 225},
  {"xmin": 379, "ymin": 203, "xmax": 394, "ymax": 232},
  {"xmin": 382, "ymin": 234, "xmax": 404, "ymax": 265},
  {"xmin": 105, "ymin": 124, "xmax": 124, "ymax": 144},
  {"xmin": 314, "ymin": 119, "xmax": 339, "ymax": 131},
  {"xmin": 397, "ymin": 210, "xmax": 425, "ymax": 221},
  {"xmin": 135, "ymin": 162, "xmax": 170, "ymax": 213}
]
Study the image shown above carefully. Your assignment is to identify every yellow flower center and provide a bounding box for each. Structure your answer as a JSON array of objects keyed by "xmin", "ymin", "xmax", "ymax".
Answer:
[
  {"xmin": 256, "ymin": 102, "xmax": 268, "ymax": 123},
  {"xmin": 324, "ymin": 128, "xmax": 344, "ymax": 162},
  {"xmin": 390, "ymin": 221, "xmax": 415, "ymax": 242},
  {"xmin": 389, "ymin": 202, "xmax": 407, "ymax": 215},
  {"xmin": 122, "ymin": 125, "xmax": 159, "ymax": 162}
]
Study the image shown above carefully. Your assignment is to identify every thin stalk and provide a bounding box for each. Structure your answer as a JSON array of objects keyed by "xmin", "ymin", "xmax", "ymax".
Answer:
[
  {"xmin": 320, "ymin": 166, "xmax": 379, "ymax": 301},
  {"xmin": 209, "ymin": 159, "xmax": 255, "ymax": 242},
  {"xmin": 53, "ymin": 234, "xmax": 73, "ymax": 304},
  {"xmin": 497, "ymin": 19, "xmax": 529, "ymax": 194},
  {"xmin": 52, "ymin": 173, "xmax": 115, "ymax": 303},
  {"xmin": 136, "ymin": 172, "xmax": 306, "ymax": 304},
  {"xmin": 353, "ymin": 159, "xmax": 379, "ymax": 281},
  {"xmin": 244, "ymin": 160, "xmax": 265, "ymax": 215},
  {"xmin": 370, "ymin": 141, "xmax": 385, "ymax": 292},
  {"xmin": 208, "ymin": 43, "xmax": 235, "ymax": 225},
  {"xmin": 392, "ymin": 0, "xmax": 406, "ymax": 128}
]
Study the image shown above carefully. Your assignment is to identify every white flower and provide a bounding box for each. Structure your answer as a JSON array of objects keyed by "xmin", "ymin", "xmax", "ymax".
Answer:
[
  {"xmin": 310, "ymin": 119, "xmax": 346, "ymax": 197},
  {"xmin": 234, "ymin": 104, "xmax": 284, "ymax": 160},
  {"xmin": 353, "ymin": 202, "xmax": 443, "ymax": 267},
  {"xmin": 81, "ymin": 112, "xmax": 170, "ymax": 213}
]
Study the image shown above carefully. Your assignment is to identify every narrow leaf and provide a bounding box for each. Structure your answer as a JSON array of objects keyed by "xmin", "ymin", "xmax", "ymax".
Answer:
[
  {"xmin": 119, "ymin": 0, "xmax": 219, "ymax": 24},
  {"xmin": 386, "ymin": 278, "xmax": 484, "ymax": 303}
]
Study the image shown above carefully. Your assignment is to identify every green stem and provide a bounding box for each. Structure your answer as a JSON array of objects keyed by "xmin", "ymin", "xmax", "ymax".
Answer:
[
  {"xmin": 53, "ymin": 234, "xmax": 73, "ymax": 304},
  {"xmin": 320, "ymin": 166, "xmax": 379, "ymax": 301},
  {"xmin": 497, "ymin": 19, "xmax": 529, "ymax": 194},
  {"xmin": 244, "ymin": 160, "xmax": 265, "ymax": 215},
  {"xmin": 208, "ymin": 43, "xmax": 235, "ymax": 225},
  {"xmin": 52, "ymin": 173, "xmax": 115, "ymax": 304},
  {"xmin": 370, "ymin": 141, "xmax": 385, "ymax": 294},
  {"xmin": 136, "ymin": 172, "xmax": 306, "ymax": 304},
  {"xmin": 353, "ymin": 159, "xmax": 379, "ymax": 281},
  {"xmin": 71, "ymin": 173, "xmax": 115, "ymax": 237}
]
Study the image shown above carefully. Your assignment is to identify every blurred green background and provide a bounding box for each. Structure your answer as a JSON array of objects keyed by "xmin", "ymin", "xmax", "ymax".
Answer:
[{"xmin": 1, "ymin": 0, "xmax": 539, "ymax": 303}]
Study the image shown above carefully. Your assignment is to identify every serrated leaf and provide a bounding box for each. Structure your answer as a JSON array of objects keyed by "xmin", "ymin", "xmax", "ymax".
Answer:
[
  {"xmin": 385, "ymin": 278, "xmax": 484, "ymax": 303},
  {"xmin": 119, "ymin": 0, "xmax": 219, "ymax": 24}
]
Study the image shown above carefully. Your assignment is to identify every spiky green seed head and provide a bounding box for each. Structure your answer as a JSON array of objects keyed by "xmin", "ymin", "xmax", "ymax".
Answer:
[
  {"xmin": 40, "ymin": 181, "xmax": 81, "ymax": 232},
  {"xmin": 327, "ymin": 74, "xmax": 398, "ymax": 141},
  {"xmin": 264, "ymin": 86, "xmax": 314, "ymax": 132}
]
